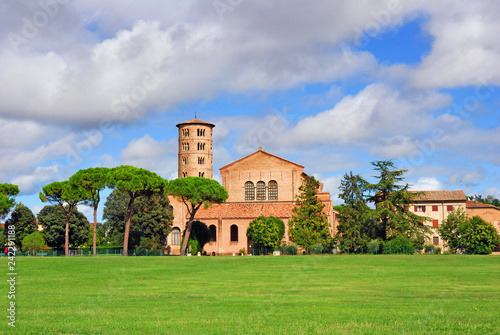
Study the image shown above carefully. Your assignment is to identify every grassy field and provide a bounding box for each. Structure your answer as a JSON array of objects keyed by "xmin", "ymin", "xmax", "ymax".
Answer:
[{"xmin": 2, "ymin": 255, "xmax": 500, "ymax": 334}]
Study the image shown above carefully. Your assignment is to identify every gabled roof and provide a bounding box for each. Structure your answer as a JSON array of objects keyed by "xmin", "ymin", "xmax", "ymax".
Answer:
[
  {"xmin": 466, "ymin": 200, "xmax": 500, "ymax": 210},
  {"xmin": 176, "ymin": 118, "xmax": 215, "ymax": 128},
  {"xmin": 409, "ymin": 190, "xmax": 467, "ymax": 202},
  {"xmin": 220, "ymin": 148, "xmax": 304, "ymax": 172}
]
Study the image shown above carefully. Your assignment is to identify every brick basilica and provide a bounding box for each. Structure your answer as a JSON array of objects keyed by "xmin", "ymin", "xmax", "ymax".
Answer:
[{"xmin": 166, "ymin": 118, "xmax": 337, "ymax": 255}]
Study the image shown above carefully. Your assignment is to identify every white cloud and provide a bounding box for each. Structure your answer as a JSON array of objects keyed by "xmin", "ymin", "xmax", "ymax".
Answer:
[
  {"xmin": 11, "ymin": 165, "xmax": 61, "ymax": 195},
  {"xmin": 121, "ymin": 134, "xmax": 177, "ymax": 179},
  {"xmin": 409, "ymin": 177, "xmax": 443, "ymax": 191}
]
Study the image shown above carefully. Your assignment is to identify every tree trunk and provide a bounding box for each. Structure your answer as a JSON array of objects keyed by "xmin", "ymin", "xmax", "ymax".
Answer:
[
  {"xmin": 180, "ymin": 220, "xmax": 194, "ymax": 256},
  {"xmin": 93, "ymin": 204, "xmax": 98, "ymax": 257},
  {"xmin": 65, "ymin": 210, "xmax": 72, "ymax": 257},
  {"xmin": 123, "ymin": 197, "xmax": 135, "ymax": 256}
]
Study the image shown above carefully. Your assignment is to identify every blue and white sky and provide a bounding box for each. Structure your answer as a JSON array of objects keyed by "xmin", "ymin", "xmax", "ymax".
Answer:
[{"xmin": 1, "ymin": 0, "xmax": 500, "ymax": 221}]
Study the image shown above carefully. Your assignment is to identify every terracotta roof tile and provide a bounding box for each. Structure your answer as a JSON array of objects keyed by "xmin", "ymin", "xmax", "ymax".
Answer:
[
  {"xmin": 193, "ymin": 202, "xmax": 331, "ymax": 219},
  {"xmin": 409, "ymin": 190, "xmax": 466, "ymax": 201},
  {"xmin": 466, "ymin": 200, "xmax": 500, "ymax": 210},
  {"xmin": 176, "ymin": 118, "xmax": 215, "ymax": 128}
]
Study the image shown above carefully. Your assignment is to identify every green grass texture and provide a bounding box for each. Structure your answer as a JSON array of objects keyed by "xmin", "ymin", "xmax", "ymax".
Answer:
[{"xmin": 2, "ymin": 255, "xmax": 499, "ymax": 334}]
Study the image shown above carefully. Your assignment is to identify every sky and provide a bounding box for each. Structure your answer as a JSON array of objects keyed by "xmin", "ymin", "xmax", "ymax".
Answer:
[{"xmin": 1, "ymin": 0, "xmax": 500, "ymax": 221}]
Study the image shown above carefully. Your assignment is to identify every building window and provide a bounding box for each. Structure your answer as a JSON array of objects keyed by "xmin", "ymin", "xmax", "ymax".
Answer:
[
  {"xmin": 182, "ymin": 172, "xmax": 188, "ymax": 178},
  {"xmin": 172, "ymin": 228, "xmax": 181, "ymax": 245},
  {"xmin": 199, "ymin": 172, "xmax": 204, "ymax": 177},
  {"xmin": 268, "ymin": 180, "xmax": 278, "ymax": 200},
  {"xmin": 245, "ymin": 181, "xmax": 255, "ymax": 200},
  {"xmin": 230, "ymin": 225, "xmax": 238, "ymax": 242},
  {"xmin": 198, "ymin": 143, "xmax": 205, "ymax": 150},
  {"xmin": 415, "ymin": 206, "xmax": 426, "ymax": 212},
  {"xmin": 197, "ymin": 129, "xmax": 205, "ymax": 136},
  {"xmin": 198, "ymin": 157, "xmax": 204, "ymax": 164},
  {"xmin": 256, "ymin": 181, "xmax": 266, "ymax": 200},
  {"xmin": 182, "ymin": 157, "xmax": 188, "ymax": 165},
  {"xmin": 433, "ymin": 236, "xmax": 439, "ymax": 246},
  {"xmin": 183, "ymin": 129, "xmax": 189, "ymax": 137},
  {"xmin": 447, "ymin": 205, "xmax": 453, "ymax": 211},
  {"xmin": 432, "ymin": 220, "xmax": 439, "ymax": 228},
  {"xmin": 183, "ymin": 143, "xmax": 189, "ymax": 151},
  {"xmin": 432, "ymin": 205, "xmax": 438, "ymax": 211},
  {"xmin": 209, "ymin": 225, "xmax": 217, "ymax": 242}
]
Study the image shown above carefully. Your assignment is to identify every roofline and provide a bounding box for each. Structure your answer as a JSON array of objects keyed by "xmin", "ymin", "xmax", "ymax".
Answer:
[
  {"xmin": 220, "ymin": 149, "xmax": 304, "ymax": 171},
  {"xmin": 176, "ymin": 119, "xmax": 215, "ymax": 128}
]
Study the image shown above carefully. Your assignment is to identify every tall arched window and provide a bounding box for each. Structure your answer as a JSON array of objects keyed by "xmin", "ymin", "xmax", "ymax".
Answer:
[
  {"xmin": 268, "ymin": 180, "xmax": 278, "ymax": 200},
  {"xmin": 197, "ymin": 143, "xmax": 205, "ymax": 150},
  {"xmin": 256, "ymin": 181, "xmax": 266, "ymax": 200},
  {"xmin": 230, "ymin": 225, "xmax": 238, "ymax": 242},
  {"xmin": 209, "ymin": 225, "xmax": 217, "ymax": 242},
  {"xmin": 245, "ymin": 181, "xmax": 255, "ymax": 201},
  {"xmin": 182, "ymin": 172, "xmax": 188, "ymax": 178},
  {"xmin": 199, "ymin": 172, "xmax": 204, "ymax": 177},
  {"xmin": 183, "ymin": 143, "xmax": 189, "ymax": 151},
  {"xmin": 198, "ymin": 157, "xmax": 204, "ymax": 164},
  {"xmin": 171, "ymin": 227, "xmax": 181, "ymax": 245},
  {"xmin": 197, "ymin": 129, "xmax": 205, "ymax": 136},
  {"xmin": 182, "ymin": 157, "xmax": 188, "ymax": 165},
  {"xmin": 183, "ymin": 129, "xmax": 189, "ymax": 137}
]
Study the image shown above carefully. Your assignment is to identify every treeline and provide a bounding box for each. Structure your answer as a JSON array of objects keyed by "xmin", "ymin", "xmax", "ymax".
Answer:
[
  {"xmin": 1, "ymin": 166, "xmax": 228, "ymax": 257},
  {"xmin": 334, "ymin": 160, "xmax": 499, "ymax": 254}
]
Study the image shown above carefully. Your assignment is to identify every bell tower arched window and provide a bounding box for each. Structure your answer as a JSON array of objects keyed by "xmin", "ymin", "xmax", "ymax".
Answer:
[
  {"xmin": 245, "ymin": 181, "xmax": 255, "ymax": 201},
  {"xmin": 256, "ymin": 181, "xmax": 266, "ymax": 200}
]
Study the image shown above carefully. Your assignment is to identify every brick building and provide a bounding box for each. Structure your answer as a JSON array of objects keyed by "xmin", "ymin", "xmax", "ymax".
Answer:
[
  {"xmin": 410, "ymin": 190, "xmax": 468, "ymax": 247},
  {"xmin": 167, "ymin": 118, "xmax": 336, "ymax": 255},
  {"xmin": 410, "ymin": 190, "xmax": 500, "ymax": 247}
]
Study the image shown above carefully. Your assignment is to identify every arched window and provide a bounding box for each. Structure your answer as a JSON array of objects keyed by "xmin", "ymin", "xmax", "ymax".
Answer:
[
  {"xmin": 199, "ymin": 172, "xmax": 204, "ymax": 177},
  {"xmin": 198, "ymin": 157, "xmax": 204, "ymax": 164},
  {"xmin": 197, "ymin": 143, "xmax": 205, "ymax": 150},
  {"xmin": 209, "ymin": 225, "xmax": 217, "ymax": 242},
  {"xmin": 182, "ymin": 157, "xmax": 188, "ymax": 165},
  {"xmin": 171, "ymin": 228, "xmax": 181, "ymax": 245},
  {"xmin": 268, "ymin": 180, "xmax": 278, "ymax": 200},
  {"xmin": 183, "ymin": 129, "xmax": 189, "ymax": 137},
  {"xmin": 256, "ymin": 181, "xmax": 266, "ymax": 200},
  {"xmin": 182, "ymin": 172, "xmax": 188, "ymax": 178},
  {"xmin": 230, "ymin": 225, "xmax": 238, "ymax": 242},
  {"xmin": 245, "ymin": 181, "xmax": 255, "ymax": 201},
  {"xmin": 183, "ymin": 143, "xmax": 189, "ymax": 151},
  {"xmin": 197, "ymin": 129, "xmax": 205, "ymax": 136}
]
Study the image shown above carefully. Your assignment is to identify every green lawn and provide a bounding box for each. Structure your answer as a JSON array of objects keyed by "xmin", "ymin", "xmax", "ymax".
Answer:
[{"xmin": 2, "ymin": 255, "xmax": 500, "ymax": 334}]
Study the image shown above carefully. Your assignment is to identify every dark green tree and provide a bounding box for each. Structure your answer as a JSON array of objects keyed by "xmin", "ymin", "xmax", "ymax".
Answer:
[
  {"xmin": 0, "ymin": 183, "xmax": 20, "ymax": 220},
  {"xmin": 247, "ymin": 216, "xmax": 285, "ymax": 251},
  {"xmin": 180, "ymin": 221, "xmax": 211, "ymax": 254},
  {"xmin": 367, "ymin": 160, "xmax": 431, "ymax": 247},
  {"xmin": 288, "ymin": 175, "xmax": 332, "ymax": 249},
  {"xmin": 437, "ymin": 207, "xmax": 469, "ymax": 253},
  {"xmin": 40, "ymin": 181, "xmax": 90, "ymax": 256},
  {"xmin": 335, "ymin": 172, "xmax": 377, "ymax": 252},
  {"xmin": 107, "ymin": 166, "xmax": 167, "ymax": 256},
  {"xmin": 4, "ymin": 203, "xmax": 38, "ymax": 247},
  {"xmin": 70, "ymin": 167, "xmax": 109, "ymax": 256},
  {"xmin": 168, "ymin": 177, "xmax": 228, "ymax": 255},
  {"xmin": 102, "ymin": 189, "xmax": 173, "ymax": 249},
  {"xmin": 22, "ymin": 232, "xmax": 48, "ymax": 256},
  {"xmin": 439, "ymin": 208, "xmax": 499, "ymax": 254},
  {"xmin": 38, "ymin": 205, "xmax": 90, "ymax": 249}
]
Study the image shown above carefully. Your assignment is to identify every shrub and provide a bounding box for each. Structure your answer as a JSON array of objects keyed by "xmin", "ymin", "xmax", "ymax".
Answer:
[
  {"xmin": 424, "ymin": 244, "xmax": 435, "ymax": 254},
  {"xmin": 383, "ymin": 236, "xmax": 415, "ymax": 254},
  {"xmin": 239, "ymin": 248, "xmax": 246, "ymax": 255},
  {"xmin": 280, "ymin": 243, "xmax": 298, "ymax": 255},
  {"xmin": 434, "ymin": 246, "xmax": 442, "ymax": 254},
  {"xmin": 310, "ymin": 243, "xmax": 324, "ymax": 254},
  {"xmin": 367, "ymin": 239, "xmax": 381, "ymax": 254}
]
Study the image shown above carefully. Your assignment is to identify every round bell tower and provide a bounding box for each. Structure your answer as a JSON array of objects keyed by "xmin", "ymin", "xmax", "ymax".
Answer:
[{"xmin": 176, "ymin": 118, "xmax": 215, "ymax": 179}]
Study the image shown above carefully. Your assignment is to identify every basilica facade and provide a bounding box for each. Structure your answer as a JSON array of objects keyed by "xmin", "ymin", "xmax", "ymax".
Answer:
[{"xmin": 167, "ymin": 118, "xmax": 337, "ymax": 255}]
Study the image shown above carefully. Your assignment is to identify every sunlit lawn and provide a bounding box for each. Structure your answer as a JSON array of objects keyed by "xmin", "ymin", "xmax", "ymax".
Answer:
[{"xmin": 2, "ymin": 255, "xmax": 499, "ymax": 334}]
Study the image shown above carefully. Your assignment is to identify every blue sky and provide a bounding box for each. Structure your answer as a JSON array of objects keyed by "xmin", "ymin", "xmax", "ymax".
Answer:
[{"xmin": 1, "ymin": 0, "xmax": 499, "ymax": 221}]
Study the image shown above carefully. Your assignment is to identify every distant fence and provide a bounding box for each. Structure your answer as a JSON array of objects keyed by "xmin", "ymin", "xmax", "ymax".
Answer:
[{"xmin": 10, "ymin": 249, "xmax": 168, "ymax": 257}]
